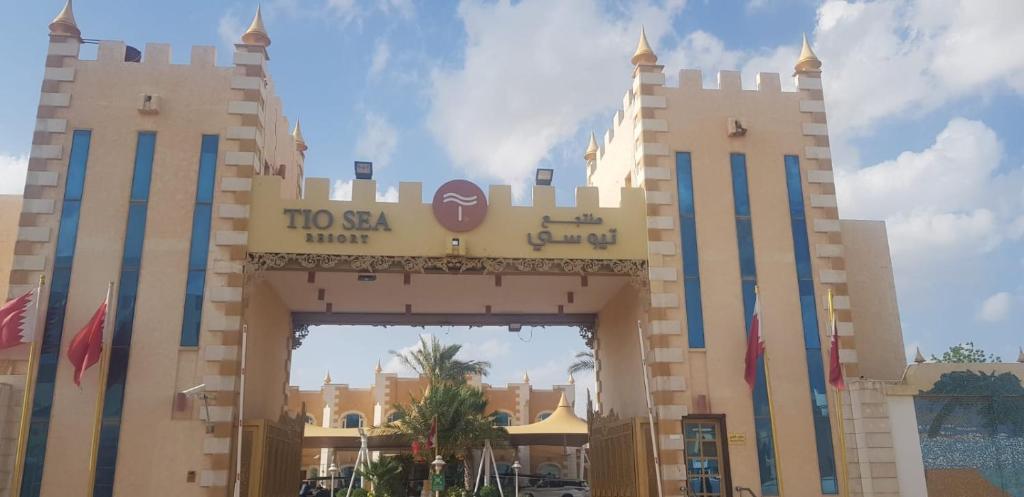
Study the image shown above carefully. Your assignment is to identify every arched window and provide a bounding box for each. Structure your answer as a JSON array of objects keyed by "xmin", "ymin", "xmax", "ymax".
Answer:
[
  {"xmin": 262, "ymin": 161, "xmax": 271, "ymax": 176},
  {"xmin": 277, "ymin": 164, "xmax": 287, "ymax": 179},
  {"xmin": 537, "ymin": 411, "xmax": 552, "ymax": 421},
  {"xmin": 492, "ymin": 411, "xmax": 513, "ymax": 427},
  {"xmin": 386, "ymin": 411, "xmax": 404, "ymax": 423},
  {"xmin": 342, "ymin": 412, "xmax": 365, "ymax": 428},
  {"xmin": 537, "ymin": 463, "xmax": 561, "ymax": 478}
]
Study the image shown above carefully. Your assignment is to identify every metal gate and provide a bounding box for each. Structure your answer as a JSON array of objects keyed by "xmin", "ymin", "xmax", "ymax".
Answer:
[
  {"xmin": 588, "ymin": 412, "xmax": 657, "ymax": 497},
  {"xmin": 236, "ymin": 411, "xmax": 306, "ymax": 497}
]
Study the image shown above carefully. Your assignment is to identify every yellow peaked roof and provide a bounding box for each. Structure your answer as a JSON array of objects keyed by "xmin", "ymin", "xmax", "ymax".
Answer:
[
  {"xmin": 794, "ymin": 33, "xmax": 822, "ymax": 73},
  {"xmin": 505, "ymin": 392, "xmax": 587, "ymax": 436},
  {"xmin": 242, "ymin": 5, "xmax": 271, "ymax": 47},
  {"xmin": 49, "ymin": 0, "xmax": 81, "ymax": 38},
  {"xmin": 631, "ymin": 27, "xmax": 658, "ymax": 65}
]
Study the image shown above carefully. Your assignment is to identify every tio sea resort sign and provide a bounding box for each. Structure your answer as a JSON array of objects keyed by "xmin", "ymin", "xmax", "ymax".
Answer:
[{"xmin": 246, "ymin": 176, "xmax": 648, "ymax": 260}]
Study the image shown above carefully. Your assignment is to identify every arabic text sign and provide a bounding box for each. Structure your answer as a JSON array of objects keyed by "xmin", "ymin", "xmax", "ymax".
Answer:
[{"xmin": 527, "ymin": 213, "xmax": 620, "ymax": 251}]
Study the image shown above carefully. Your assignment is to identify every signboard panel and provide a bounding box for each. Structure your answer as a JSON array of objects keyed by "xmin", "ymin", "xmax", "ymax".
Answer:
[{"xmin": 248, "ymin": 177, "xmax": 648, "ymax": 261}]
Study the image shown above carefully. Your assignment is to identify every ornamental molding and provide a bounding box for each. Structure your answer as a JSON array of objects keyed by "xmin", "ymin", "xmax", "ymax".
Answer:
[{"xmin": 246, "ymin": 252, "xmax": 648, "ymax": 281}]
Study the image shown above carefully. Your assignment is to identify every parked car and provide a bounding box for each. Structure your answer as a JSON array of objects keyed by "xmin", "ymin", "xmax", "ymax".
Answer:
[{"xmin": 520, "ymin": 479, "xmax": 589, "ymax": 497}]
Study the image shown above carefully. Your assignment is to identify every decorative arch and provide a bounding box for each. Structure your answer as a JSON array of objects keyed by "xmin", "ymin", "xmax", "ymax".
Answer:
[
  {"xmin": 492, "ymin": 411, "xmax": 513, "ymax": 427},
  {"xmin": 339, "ymin": 411, "xmax": 365, "ymax": 428},
  {"xmin": 537, "ymin": 463, "xmax": 561, "ymax": 478}
]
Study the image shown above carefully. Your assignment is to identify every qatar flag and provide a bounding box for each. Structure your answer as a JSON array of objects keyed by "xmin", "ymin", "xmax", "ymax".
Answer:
[
  {"xmin": 67, "ymin": 286, "xmax": 111, "ymax": 386},
  {"xmin": 743, "ymin": 292, "xmax": 765, "ymax": 391},
  {"xmin": 828, "ymin": 300, "xmax": 846, "ymax": 390},
  {"xmin": 0, "ymin": 287, "xmax": 40, "ymax": 350}
]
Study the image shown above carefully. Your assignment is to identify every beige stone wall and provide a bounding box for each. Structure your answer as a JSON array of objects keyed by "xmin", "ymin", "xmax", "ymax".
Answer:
[
  {"xmin": 842, "ymin": 220, "xmax": 906, "ymax": 380},
  {"xmin": 242, "ymin": 280, "xmax": 293, "ymax": 421},
  {"xmin": 594, "ymin": 284, "xmax": 647, "ymax": 418},
  {"xmin": 0, "ymin": 196, "xmax": 21, "ymax": 303}
]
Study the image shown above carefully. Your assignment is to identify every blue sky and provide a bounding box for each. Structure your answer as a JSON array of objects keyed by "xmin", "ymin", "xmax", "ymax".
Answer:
[{"xmin": 1, "ymin": 0, "xmax": 1022, "ymax": 396}]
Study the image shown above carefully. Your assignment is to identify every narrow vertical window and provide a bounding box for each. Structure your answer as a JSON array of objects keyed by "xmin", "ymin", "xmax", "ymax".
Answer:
[
  {"xmin": 93, "ymin": 132, "xmax": 157, "ymax": 497},
  {"xmin": 730, "ymin": 153, "xmax": 780, "ymax": 496},
  {"xmin": 21, "ymin": 130, "xmax": 92, "ymax": 497},
  {"xmin": 180, "ymin": 135, "xmax": 218, "ymax": 346},
  {"xmin": 784, "ymin": 155, "xmax": 839, "ymax": 494},
  {"xmin": 676, "ymin": 152, "xmax": 706, "ymax": 348}
]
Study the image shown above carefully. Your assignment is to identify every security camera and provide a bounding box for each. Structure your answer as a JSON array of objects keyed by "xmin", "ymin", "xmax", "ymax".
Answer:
[{"xmin": 181, "ymin": 384, "xmax": 207, "ymax": 397}]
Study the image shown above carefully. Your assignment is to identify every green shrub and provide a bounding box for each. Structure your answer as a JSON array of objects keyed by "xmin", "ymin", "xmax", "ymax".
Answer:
[
  {"xmin": 348, "ymin": 488, "xmax": 371, "ymax": 497},
  {"xmin": 479, "ymin": 485, "xmax": 499, "ymax": 497},
  {"xmin": 445, "ymin": 487, "xmax": 467, "ymax": 497}
]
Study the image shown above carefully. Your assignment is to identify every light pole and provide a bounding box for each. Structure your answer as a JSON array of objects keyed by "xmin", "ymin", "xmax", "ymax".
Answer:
[
  {"xmin": 431, "ymin": 455, "xmax": 447, "ymax": 497},
  {"xmin": 512, "ymin": 461, "xmax": 522, "ymax": 497},
  {"xmin": 329, "ymin": 463, "xmax": 339, "ymax": 496}
]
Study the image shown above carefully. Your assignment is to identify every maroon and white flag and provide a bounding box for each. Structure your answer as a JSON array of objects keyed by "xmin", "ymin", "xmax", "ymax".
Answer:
[
  {"xmin": 0, "ymin": 286, "xmax": 41, "ymax": 350},
  {"xmin": 744, "ymin": 292, "xmax": 765, "ymax": 391}
]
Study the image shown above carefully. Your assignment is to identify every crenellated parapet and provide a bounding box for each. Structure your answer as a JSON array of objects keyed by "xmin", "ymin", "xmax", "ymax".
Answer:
[{"xmin": 248, "ymin": 177, "xmax": 649, "ymax": 262}]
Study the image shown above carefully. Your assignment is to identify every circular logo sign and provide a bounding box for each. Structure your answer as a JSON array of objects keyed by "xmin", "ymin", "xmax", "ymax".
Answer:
[{"xmin": 432, "ymin": 180, "xmax": 488, "ymax": 232}]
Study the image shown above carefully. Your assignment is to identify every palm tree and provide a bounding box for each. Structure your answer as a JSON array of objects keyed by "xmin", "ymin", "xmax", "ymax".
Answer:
[
  {"xmin": 390, "ymin": 335, "xmax": 491, "ymax": 386},
  {"xmin": 567, "ymin": 351, "xmax": 595, "ymax": 375},
  {"xmin": 360, "ymin": 457, "xmax": 404, "ymax": 497},
  {"xmin": 382, "ymin": 382, "xmax": 506, "ymax": 491}
]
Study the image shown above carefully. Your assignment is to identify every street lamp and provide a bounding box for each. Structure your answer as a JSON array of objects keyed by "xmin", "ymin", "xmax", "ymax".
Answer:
[
  {"xmin": 512, "ymin": 460, "xmax": 522, "ymax": 497},
  {"xmin": 329, "ymin": 463, "xmax": 339, "ymax": 496},
  {"xmin": 431, "ymin": 456, "xmax": 447, "ymax": 497}
]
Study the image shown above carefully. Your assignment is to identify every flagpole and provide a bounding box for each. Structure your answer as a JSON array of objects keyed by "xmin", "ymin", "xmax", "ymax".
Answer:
[
  {"xmin": 233, "ymin": 324, "xmax": 248, "ymax": 497},
  {"xmin": 86, "ymin": 282, "xmax": 114, "ymax": 497},
  {"xmin": 11, "ymin": 275, "xmax": 45, "ymax": 497},
  {"xmin": 828, "ymin": 289, "xmax": 850, "ymax": 497},
  {"xmin": 757, "ymin": 285, "xmax": 786, "ymax": 497}
]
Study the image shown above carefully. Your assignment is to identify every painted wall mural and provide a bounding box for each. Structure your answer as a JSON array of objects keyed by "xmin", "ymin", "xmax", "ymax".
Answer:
[{"xmin": 914, "ymin": 371, "xmax": 1024, "ymax": 497}]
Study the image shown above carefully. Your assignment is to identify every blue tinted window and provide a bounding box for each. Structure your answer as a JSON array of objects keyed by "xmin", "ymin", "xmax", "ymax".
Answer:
[
  {"xmin": 129, "ymin": 133, "xmax": 155, "ymax": 201},
  {"xmin": 21, "ymin": 130, "xmax": 92, "ymax": 497},
  {"xmin": 784, "ymin": 156, "xmax": 838, "ymax": 493},
  {"xmin": 180, "ymin": 135, "xmax": 218, "ymax": 346},
  {"xmin": 676, "ymin": 153, "xmax": 705, "ymax": 349},
  {"xmin": 730, "ymin": 153, "xmax": 779, "ymax": 495},
  {"xmin": 92, "ymin": 133, "xmax": 157, "ymax": 497}
]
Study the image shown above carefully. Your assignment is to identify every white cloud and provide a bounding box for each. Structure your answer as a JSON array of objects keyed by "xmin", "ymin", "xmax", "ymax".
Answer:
[
  {"xmin": 0, "ymin": 153, "xmax": 28, "ymax": 195},
  {"xmin": 355, "ymin": 112, "xmax": 398, "ymax": 169},
  {"xmin": 812, "ymin": 0, "xmax": 1024, "ymax": 138},
  {"xmin": 836, "ymin": 118, "xmax": 1023, "ymax": 264},
  {"xmin": 978, "ymin": 292, "xmax": 1012, "ymax": 323},
  {"xmin": 427, "ymin": 0, "xmax": 685, "ymax": 193},
  {"xmin": 326, "ymin": 0, "xmax": 414, "ymax": 23},
  {"xmin": 369, "ymin": 41, "xmax": 390, "ymax": 78},
  {"xmin": 217, "ymin": 11, "xmax": 245, "ymax": 50},
  {"xmin": 331, "ymin": 179, "xmax": 400, "ymax": 202}
]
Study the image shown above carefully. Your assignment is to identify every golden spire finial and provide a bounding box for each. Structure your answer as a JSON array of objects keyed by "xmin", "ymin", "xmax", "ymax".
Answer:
[
  {"xmin": 557, "ymin": 391, "xmax": 570, "ymax": 408},
  {"xmin": 567, "ymin": 373, "xmax": 575, "ymax": 385},
  {"xmin": 1017, "ymin": 347, "xmax": 1024, "ymax": 363},
  {"xmin": 293, "ymin": 119, "xmax": 307, "ymax": 153},
  {"xmin": 375, "ymin": 360, "xmax": 382, "ymax": 373},
  {"xmin": 584, "ymin": 132, "xmax": 598, "ymax": 161},
  {"xmin": 522, "ymin": 370, "xmax": 530, "ymax": 383},
  {"xmin": 323, "ymin": 370, "xmax": 332, "ymax": 385},
  {"xmin": 794, "ymin": 33, "xmax": 822, "ymax": 74},
  {"xmin": 631, "ymin": 26, "xmax": 658, "ymax": 66},
  {"xmin": 913, "ymin": 347, "xmax": 926, "ymax": 364},
  {"xmin": 241, "ymin": 5, "xmax": 272, "ymax": 47},
  {"xmin": 49, "ymin": 0, "xmax": 81, "ymax": 38}
]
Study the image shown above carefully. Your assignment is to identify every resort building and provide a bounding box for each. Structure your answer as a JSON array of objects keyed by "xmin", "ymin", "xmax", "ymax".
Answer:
[
  {"xmin": 285, "ymin": 369, "xmax": 582, "ymax": 480},
  {"xmin": 0, "ymin": 3, "xmax": 1021, "ymax": 497}
]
